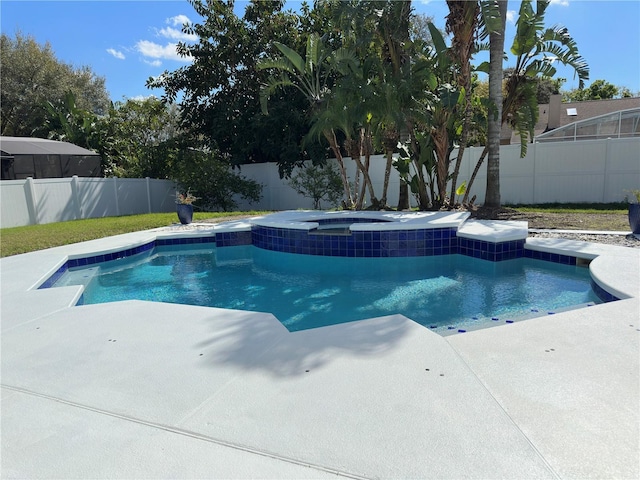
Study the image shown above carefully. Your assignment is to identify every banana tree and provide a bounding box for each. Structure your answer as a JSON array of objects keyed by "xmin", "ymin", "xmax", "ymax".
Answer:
[
  {"xmin": 445, "ymin": 0, "xmax": 480, "ymax": 205},
  {"xmin": 258, "ymin": 33, "xmax": 358, "ymax": 208},
  {"xmin": 422, "ymin": 22, "xmax": 464, "ymax": 209},
  {"xmin": 44, "ymin": 91, "xmax": 99, "ymax": 151},
  {"xmin": 306, "ymin": 68, "xmax": 381, "ymax": 210}
]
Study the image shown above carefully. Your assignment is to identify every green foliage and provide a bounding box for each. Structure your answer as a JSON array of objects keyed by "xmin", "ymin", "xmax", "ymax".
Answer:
[
  {"xmin": 147, "ymin": 0, "xmax": 311, "ymax": 176},
  {"xmin": 0, "ymin": 32, "xmax": 109, "ymax": 136},
  {"xmin": 503, "ymin": 0, "xmax": 588, "ymax": 157},
  {"xmin": 40, "ymin": 93, "xmax": 261, "ymax": 211},
  {"xmin": 625, "ymin": 190, "xmax": 640, "ymax": 204},
  {"xmin": 563, "ymin": 79, "xmax": 621, "ymax": 102},
  {"xmin": 288, "ymin": 163, "xmax": 344, "ymax": 210},
  {"xmin": 95, "ymin": 98, "xmax": 182, "ymax": 178},
  {"xmin": 536, "ymin": 76, "xmax": 565, "ymax": 104},
  {"xmin": 173, "ymin": 147, "xmax": 262, "ymax": 212},
  {"xmin": 44, "ymin": 91, "xmax": 100, "ymax": 151}
]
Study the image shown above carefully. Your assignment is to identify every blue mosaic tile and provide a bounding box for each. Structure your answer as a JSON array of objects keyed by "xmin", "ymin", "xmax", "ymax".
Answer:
[
  {"xmin": 38, "ymin": 263, "xmax": 69, "ymax": 289},
  {"xmin": 217, "ymin": 231, "xmax": 252, "ymax": 247},
  {"xmin": 251, "ymin": 225, "xmax": 460, "ymax": 258},
  {"xmin": 591, "ymin": 279, "xmax": 620, "ymax": 303},
  {"xmin": 524, "ymin": 249, "xmax": 577, "ymax": 265},
  {"xmin": 156, "ymin": 236, "xmax": 215, "ymax": 247},
  {"xmin": 457, "ymin": 237, "xmax": 525, "ymax": 262}
]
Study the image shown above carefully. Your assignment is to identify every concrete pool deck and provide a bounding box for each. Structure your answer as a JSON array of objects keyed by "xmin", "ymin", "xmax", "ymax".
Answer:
[{"xmin": 1, "ymin": 215, "xmax": 638, "ymax": 479}]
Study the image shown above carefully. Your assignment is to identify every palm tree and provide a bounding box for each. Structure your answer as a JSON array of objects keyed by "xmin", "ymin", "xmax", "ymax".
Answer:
[
  {"xmin": 463, "ymin": 0, "xmax": 589, "ymax": 206},
  {"xmin": 485, "ymin": 0, "xmax": 507, "ymax": 208}
]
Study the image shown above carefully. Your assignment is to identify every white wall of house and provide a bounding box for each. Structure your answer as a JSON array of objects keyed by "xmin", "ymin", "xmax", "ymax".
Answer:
[
  {"xmin": 234, "ymin": 137, "xmax": 640, "ymax": 210},
  {"xmin": 1, "ymin": 177, "xmax": 176, "ymax": 228}
]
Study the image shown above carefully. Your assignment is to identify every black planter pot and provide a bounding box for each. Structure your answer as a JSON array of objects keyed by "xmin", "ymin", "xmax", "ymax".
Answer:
[
  {"xmin": 629, "ymin": 203, "xmax": 640, "ymax": 234},
  {"xmin": 629, "ymin": 204, "xmax": 640, "ymax": 234},
  {"xmin": 177, "ymin": 204, "xmax": 194, "ymax": 225}
]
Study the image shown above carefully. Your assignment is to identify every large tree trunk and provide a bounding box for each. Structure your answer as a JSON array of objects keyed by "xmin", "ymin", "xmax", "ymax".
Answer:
[{"xmin": 485, "ymin": 0, "xmax": 508, "ymax": 209}]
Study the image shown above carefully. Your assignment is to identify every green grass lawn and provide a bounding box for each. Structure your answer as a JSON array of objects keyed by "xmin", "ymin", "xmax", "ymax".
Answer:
[
  {"xmin": 0, "ymin": 211, "xmax": 266, "ymax": 257},
  {"xmin": 0, "ymin": 205, "xmax": 630, "ymax": 257},
  {"xmin": 505, "ymin": 202, "xmax": 628, "ymax": 214}
]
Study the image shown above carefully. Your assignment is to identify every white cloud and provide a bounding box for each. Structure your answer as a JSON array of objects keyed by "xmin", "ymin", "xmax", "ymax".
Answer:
[
  {"xmin": 129, "ymin": 94, "xmax": 157, "ymax": 102},
  {"xmin": 168, "ymin": 14, "xmax": 190, "ymax": 27},
  {"xmin": 550, "ymin": 0, "xmax": 570, "ymax": 6},
  {"xmin": 135, "ymin": 40, "xmax": 191, "ymax": 63},
  {"xmin": 107, "ymin": 48, "xmax": 125, "ymax": 60},
  {"xmin": 158, "ymin": 15, "xmax": 197, "ymax": 42},
  {"xmin": 132, "ymin": 14, "xmax": 196, "ymax": 67},
  {"xmin": 158, "ymin": 26, "xmax": 197, "ymax": 42},
  {"xmin": 506, "ymin": 10, "xmax": 517, "ymax": 23}
]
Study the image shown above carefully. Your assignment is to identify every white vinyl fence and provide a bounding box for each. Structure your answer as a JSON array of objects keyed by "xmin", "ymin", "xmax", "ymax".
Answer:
[
  {"xmin": 234, "ymin": 137, "xmax": 640, "ymax": 211},
  {"xmin": 2, "ymin": 138, "xmax": 638, "ymax": 228},
  {"xmin": 1, "ymin": 177, "xmax": 176, "ymax": 228}
]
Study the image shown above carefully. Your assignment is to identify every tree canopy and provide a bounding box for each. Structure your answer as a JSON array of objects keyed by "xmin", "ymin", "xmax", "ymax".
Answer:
[
  {"xmin": 147, "ymin": 0, "xmax": 317, "ymax": 177},
  {"xmin": 1, "ymin": 32, "xmax": 109, "ymax": 137},
  {"xmin": 563, "ymin": 79, "xmax": 630, "ymax": 102},
  {"xmin": 2, "ymin": 0, "xmax": 603, "ymax": 214}
]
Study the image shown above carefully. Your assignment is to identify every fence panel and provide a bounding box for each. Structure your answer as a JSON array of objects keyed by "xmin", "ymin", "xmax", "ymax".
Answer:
[
  {"xmin": 149, "ymin": 178, "xmax": 179, "ymax": 213},
  {"xmin": 77, "ymin": 178, "xmax": 120, "ymax": 218},
  {"xmin": 0, "ymin": 177, "xmax": 176, "ymax": 228},
  {"xmin": 116, "ymin": 178, "xmax": 151, "ymax": 216},
  {"xmin": 234, "ymin": 137, "xmax": 640, "ymax": 210},
  {"xmin": 1, "ymin": 181, "xmax": 32, "ymax": 228},
  {"xmin": 2, "ymin": 138, "xmax": 638, "ymax": 227},
  {"xmin": 31, "ymin": 178, "xmax": 77, "ymax": 224}
]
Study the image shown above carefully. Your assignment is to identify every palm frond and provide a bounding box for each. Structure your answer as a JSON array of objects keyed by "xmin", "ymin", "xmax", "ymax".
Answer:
[
  {"xmin": 273, "ymin": 41, "xmax": 305, "ymax": 75},
  {"xmin": 478, "ymin": 0, "xmax": 503, "ymax": 41},
  {"xmin": 306, "ymin": 33, "xmax": 320, "ymax": 74},
  {"xmin": 259, "ymin": 74, "xmax": 295, "ymax": 114},
  {"xmin": 524, "ymin": 59, "xmax": 557, "ymax": 78},
  {"xmin": 256, "ymin": 58, "xmax": 296, "ymax": 74},
  {"xmin": 511, "ymin": 0, "xmax": 545, "ymax": 57}
]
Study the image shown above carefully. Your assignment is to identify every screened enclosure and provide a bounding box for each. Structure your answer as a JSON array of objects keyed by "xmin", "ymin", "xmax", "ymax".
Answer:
[
  {"xmin": 536, "ymin": 108, "xmax": 640, "ymax": 143},
  {"xmin": 0, "ymin": 136, "xmax": 101, "ymax": 180}
]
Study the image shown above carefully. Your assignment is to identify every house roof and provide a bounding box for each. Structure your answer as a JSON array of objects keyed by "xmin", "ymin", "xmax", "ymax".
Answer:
[{"xmin": 0, "ymin": 137, "xmax": 99, "ymax": 157}]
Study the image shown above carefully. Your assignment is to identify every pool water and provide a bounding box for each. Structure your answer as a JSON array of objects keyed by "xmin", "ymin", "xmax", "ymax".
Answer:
[{"xmin": 56, "ymin": 244, "xmax": 601, "ymax": 333}]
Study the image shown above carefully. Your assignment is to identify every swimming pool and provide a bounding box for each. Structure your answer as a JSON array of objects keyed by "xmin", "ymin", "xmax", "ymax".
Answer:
[{"xmin": 52, "ymin": 243, "xmax": 600, "ymax": 334}]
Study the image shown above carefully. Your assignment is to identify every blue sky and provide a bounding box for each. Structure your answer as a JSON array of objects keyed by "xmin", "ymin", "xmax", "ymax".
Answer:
[{"xmin": 2, "ymin": 0, "xmax": 639, "ymax": 102}]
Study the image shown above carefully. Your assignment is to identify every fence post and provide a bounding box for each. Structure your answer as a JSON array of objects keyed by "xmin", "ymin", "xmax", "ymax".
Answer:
[
  {"xmin": 532, "ymin": 143, "xmax": 538, "ymax": 204},
  {"xmin": 71, "ymin": 175, "xmax": 82, "ymax": 220},
  {"xmin": 112, "ymin": 177, "xmax": 120, "ymax": 216},
  {"xmin": 24, "ymin": 177, "xmax": 39, "ymax": 225},
  {"xmin": 603, "ymin": 138, "xmax": 612, "ymax": 202},
  {"xmin": 146, "ymin": 177, "xmax": 152, "ymax": 213}
]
